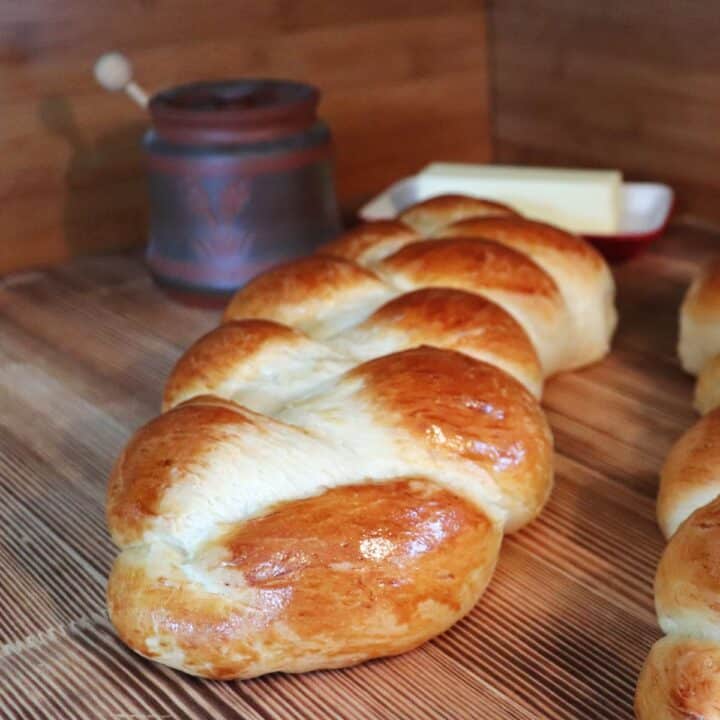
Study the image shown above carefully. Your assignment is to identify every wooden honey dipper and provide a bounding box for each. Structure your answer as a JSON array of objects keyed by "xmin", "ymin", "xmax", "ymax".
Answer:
[{"xmin": 94, "ymin": 52, "xmax": 149, "ymax": 108}]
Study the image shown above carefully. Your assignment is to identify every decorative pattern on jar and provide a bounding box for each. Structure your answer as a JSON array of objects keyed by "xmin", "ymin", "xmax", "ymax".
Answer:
[{"xmin": 144, "ymin": 79, "xmax": 341, "ymax": 305}]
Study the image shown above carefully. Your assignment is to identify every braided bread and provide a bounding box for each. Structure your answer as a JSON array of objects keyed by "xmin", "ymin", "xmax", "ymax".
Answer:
[
  {"xmin": 636, "ymin": 260, "xmax": 720, "ymax": 718},
  {"xmin": 679, "ymin": 258, "xmax": 720, "ymax": 414},
  {"xmin": 107, "ymin": 194, "xmax": 617, "ymax": 680}
]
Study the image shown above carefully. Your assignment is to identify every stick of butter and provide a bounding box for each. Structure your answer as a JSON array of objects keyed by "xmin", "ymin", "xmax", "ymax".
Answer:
[{"xmin": 419, "ymin": 163, "xmax": 621, "ymax": 234}]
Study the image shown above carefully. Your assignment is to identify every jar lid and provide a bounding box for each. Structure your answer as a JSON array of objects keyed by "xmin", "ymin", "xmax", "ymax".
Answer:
[{"xmin": 149, "ymin": 79, "xmax": 320, "ymax": 144}]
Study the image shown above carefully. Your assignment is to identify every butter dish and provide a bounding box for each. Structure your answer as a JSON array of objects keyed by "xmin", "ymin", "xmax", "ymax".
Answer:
[{"xmin": 360, "ymin": 166, "xmax": 673, "ymax": 262}]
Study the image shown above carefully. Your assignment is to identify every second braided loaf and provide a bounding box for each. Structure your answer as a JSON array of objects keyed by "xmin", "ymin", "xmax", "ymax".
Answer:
[{"xmin": 637, "ymin": 259, "xmax": 720, "ymax": 718}]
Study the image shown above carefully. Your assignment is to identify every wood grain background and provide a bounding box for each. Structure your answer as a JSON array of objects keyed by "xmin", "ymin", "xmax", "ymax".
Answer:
[
  {"xmin": 6, "ymin": 1, "xmax": 720, "ymax": 276},
  {"xmin": 487, "ymin": 0, "xmax": 720, "ymax": 225},
  {"xmin": 0, "ymin": 223, "xmax": 714, "ymax": 718},
  {"xmin": 0, "ymin": 0, "xmax": 491, "ymax": 275}
]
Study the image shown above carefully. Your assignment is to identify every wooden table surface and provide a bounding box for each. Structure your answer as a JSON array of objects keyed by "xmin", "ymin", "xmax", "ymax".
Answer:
[{"xmin": 0, "ymin": 224, "xmax": 717, "ymax": 720}]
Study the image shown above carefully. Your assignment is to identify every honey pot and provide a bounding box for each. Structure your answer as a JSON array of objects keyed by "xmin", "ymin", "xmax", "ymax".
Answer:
[
  {"xmin": 94, "ymin": 55, "xmax": 341, "ymax": 304},
  {"xmin": 143, "ymin": 79, "xmax": 341, "ymax": 303}
]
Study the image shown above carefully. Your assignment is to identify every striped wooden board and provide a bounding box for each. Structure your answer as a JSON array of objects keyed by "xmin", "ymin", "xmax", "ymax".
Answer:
[{"xmin": 0, "ymin": 224, "xmax": 715, "ymax": 719}]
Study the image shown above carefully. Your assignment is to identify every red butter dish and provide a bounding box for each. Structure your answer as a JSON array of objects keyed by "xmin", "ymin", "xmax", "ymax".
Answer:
[{"xmin": 583, "ymin": 183, "xmax": 674, "ymax": 262}]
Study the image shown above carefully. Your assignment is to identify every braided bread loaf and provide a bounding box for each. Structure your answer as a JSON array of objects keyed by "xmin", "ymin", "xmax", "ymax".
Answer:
[
  {"xmin": 107, "ymin": 194, "xmax": 617, "ymax": 679},
  {"xmin": 636, "ymin": 260, "xmax": 720, "ymax": 718}
]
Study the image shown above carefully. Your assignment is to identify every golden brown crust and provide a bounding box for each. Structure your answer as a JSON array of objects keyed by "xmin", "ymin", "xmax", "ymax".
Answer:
[
  {"xmin": 363, "ymin": 288, "xmax": 541, "ymax": 386},
  {"xmin": 399, "ymin": 195, "xmax": 519, "ymax": 236},
  {"xmin": 436, "ymin": 217, "xmax": 616, "ymax": 374},
  {"xmin": 656, "ymin": 495, "xmax": 720, "ymax": 637},
  {"xmin": 352, "ymin": 347, "xmax": 553, "ymax": 531},
  {"xmin": 636, "ymin": 636, "xmax": 720, "ymax": 720},
  {"xmin": 658, "ymin": 408, "xmax": 720, "ymax": 539},
  {"xmin": 378, "ymin": 237, "xmax": 571, "ymax": 378},
  {"xmin": 108, "ymin": 479, "xmax": 501, "ymax": 679},
  {"xmin": 107, "ymin": 396, "xmax": 257, "ymax": 546},
  {"xmin": 317, "ymin": 220, "xmax": 420, "ymax": 265},
  {"xmin": 163, "ymin": 288, "xmax": 543, "ymax": 414},
  {"xmin": 436, "ymin": 216, "xmax": 603, "ymax": 268},
  {"xmin": 223, "ymin": 255, "xmax": 388, "ymax": 332},
  {"xmin": 163, "ymin": 320, "xmax": 306, "ymax": 411},
  {"xmin": 379, "ymin": 237, "xmax": 560, "ymax": 299}
]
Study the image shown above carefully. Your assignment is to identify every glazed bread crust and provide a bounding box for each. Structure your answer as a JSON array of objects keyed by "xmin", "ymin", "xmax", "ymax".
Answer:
[
  {"xmin": 107, "ymin": 194, "xmax": 617, "ymax": 680},
  {"xmin": 378, "ymin": 237, "xmax": 568, "ymax": 375},
  {"xmin": 112, "ymin": 349, "xmax": 554, "ymax": 547},
  {"xmin": 109, "ymin": 350, "xmax": 552, "ymax": 678},
  {"xmin": 171, "ymin": 288, "xmax": 544, "ymax": 413},
  {"xmin": 436, "ymin": 217, "xmax": 616, "ymax": 370},
  {"xmin": 398, "ymin": 194, "xmax": 518, "ymax": 236},
  {"xmin": 318, "ymin": 210, "xmax": 616, "ymax": 374},
  {"xmin": 109, "ymin": 478, "xmax": 501, "ymax": 679},
  {"xmin": 319, "ymin": 219, "xmax": 420, "ymax": 266}
]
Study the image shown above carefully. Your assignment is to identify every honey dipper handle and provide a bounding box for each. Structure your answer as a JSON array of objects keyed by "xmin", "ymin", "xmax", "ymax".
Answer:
[{"xmin": 94, "ymin": 52, "xmax": 149, "ymax": 109}]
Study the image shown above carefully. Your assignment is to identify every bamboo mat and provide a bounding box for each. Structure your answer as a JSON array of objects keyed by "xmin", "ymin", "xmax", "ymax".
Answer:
[{"xmin": 0, "ymin": 224, "xmax": 716, "ymax": 720}]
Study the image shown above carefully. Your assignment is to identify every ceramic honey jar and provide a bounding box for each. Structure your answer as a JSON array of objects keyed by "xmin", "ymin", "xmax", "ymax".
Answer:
[{"xmin": 143, "ymin": 78, "xmax": 341, "ymax": 304}]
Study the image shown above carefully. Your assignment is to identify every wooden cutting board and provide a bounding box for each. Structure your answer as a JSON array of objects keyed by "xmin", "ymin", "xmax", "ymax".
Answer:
[{"xmin": 0, "ymin": 224, "xmax": 715, "ymax": 719}]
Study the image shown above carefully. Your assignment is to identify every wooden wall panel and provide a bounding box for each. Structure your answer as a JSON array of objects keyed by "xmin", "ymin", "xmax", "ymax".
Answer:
[
  {"xmin": 0, "ymin": 1, "xmax": 491, "ymax": 275},
  {"xmin": 487, "ymin": 0, "xmax": 720, "ymax": 226}
]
